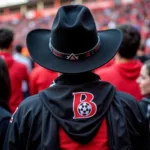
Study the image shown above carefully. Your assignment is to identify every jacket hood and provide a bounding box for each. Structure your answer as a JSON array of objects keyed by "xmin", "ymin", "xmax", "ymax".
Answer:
[
  {"xmin": 40, "ymin": 72, "xmax": 116, "ymax": 144},
  {"xmin": 116, "ymin": 60, "xmax": 142, "ymax": 79},
  {"xmin": 0, "ymin": 52, "xmax": 14, "ymax": 68}
]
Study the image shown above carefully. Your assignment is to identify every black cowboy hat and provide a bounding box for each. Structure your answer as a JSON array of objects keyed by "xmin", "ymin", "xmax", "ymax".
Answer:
[{"xmin": 27, "ymin": 5, "xmax": 122, "ymax": 73}]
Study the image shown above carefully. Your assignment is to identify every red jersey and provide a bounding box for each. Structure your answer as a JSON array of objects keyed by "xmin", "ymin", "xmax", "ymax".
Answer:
[
  {"xmin": 96, "ymin": 60, "xmax": 142, "ymax": 100},
  {"xmin": 30, "ymin": 66, "xmax": 58, "ymax": 95},
  {"xmin": 0, "ymin": 52, "xmax": 29, "ymax": 113}
]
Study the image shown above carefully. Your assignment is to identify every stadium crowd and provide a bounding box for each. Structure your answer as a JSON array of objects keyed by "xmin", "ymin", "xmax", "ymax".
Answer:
[{"xmin": 0, "ymin": 0, "xmax": 149, "ymax": 51}]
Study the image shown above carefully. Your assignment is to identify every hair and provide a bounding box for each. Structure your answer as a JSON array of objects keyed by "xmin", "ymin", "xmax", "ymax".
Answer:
[
  {"xmin": 144, "ymin": 60, "xmax": 150, "ymax": 76},
  {"xmin": 0, "ymin": 28, "xmax": 14, "ymax": 50},
  {"xmin": 117, "ymin": 24, "xmax": 141, "ymax": 59},
  {"xmin": 139, "ymin": 44, "xmax": 145, "ymax": 52},
  {"xmin": 0, "ymin": 57, "xmax": 11, "ymax": 112},
  {"xmin": 15, "ymin": 44, "xmax": 23, "ymax": 53}
]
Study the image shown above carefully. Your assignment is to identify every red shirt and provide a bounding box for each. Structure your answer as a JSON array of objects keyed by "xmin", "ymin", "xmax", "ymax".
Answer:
[
  {"xmin": 95, "ymin": 59, "xmax": 114, "ymax": 72},
  {"xmin": 30, "ymin": 66, "xmax": 58, "ymax": 95},
  {"xmin": 96, "ymin": 60, "xmax": 142, "ymax": 100},
  {"xmin": 0, "ymin": 52, "xmax": 29, "ymax": 113},
  {"xmin": 59, "ymin": 119, "xmax": 108, "ymax": 150}
]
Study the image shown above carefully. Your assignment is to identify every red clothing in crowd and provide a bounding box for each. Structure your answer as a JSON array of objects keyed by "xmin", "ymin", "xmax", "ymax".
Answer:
[
  {"xmin": 30, "ymin": 66, "xmax": 58, "ymax": 95},
  {"xmin": 0, "ymin": 52, "xmax": 29, "ymax": 113},
  {"xmin": 59, "ymin": 119, "xmax": 108, "ymax": 150},
  {"xmin": 95, "ymin": 60, "xmax": 142, "ymax": 100},
  {"xmin": 95, "ymin": 59, "xmax": 114, "ymax": 72}
]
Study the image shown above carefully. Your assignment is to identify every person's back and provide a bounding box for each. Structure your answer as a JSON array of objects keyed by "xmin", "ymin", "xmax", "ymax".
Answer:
[
  {"xmin": 30, "ymin": 65, "xmax": 58, "ymax": 95},
  {"xmin": 96, "ymin": 24, "xmax": 142, "ymax": 100},
  {"xmin": 3, "ymin": 5, "xmax": 149, "ymax": 150},
  {"xmin": 0, "ymin": 28, "xmax": 29, "ymax": 113},
  {"xmin": 8, "ymin": 57, "xmax": 29, "ymax": 112},
  {"xmin": 0, "ymin": 58, "xmax": 11, "ymax": 149},
  {"xmin": 96, "ymin": 59, "xmax": 142, "ymax": 100}
]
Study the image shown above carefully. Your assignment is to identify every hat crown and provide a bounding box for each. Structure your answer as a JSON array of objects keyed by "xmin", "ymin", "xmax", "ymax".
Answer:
[{"xmin": 51, "ymin": 5, "xmax": 98, "ymax": 54}]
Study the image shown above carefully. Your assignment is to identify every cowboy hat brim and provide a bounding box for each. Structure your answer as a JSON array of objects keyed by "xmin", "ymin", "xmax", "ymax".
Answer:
[{"xmin": 26, "ymin": 29, "xmax": 122, "ymax": 73}]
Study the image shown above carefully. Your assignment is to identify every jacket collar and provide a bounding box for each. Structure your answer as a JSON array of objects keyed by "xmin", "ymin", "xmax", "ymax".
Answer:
[{"xmin": 54, "ymin": 72, "xmax": 100, "ymax": 85}]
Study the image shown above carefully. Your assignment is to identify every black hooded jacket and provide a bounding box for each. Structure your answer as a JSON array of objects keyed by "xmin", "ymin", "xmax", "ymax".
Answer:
[
  {"xmin": 0, "ymin": 106, "xmax": 11, "ymax": 150},
  {"xmin": 3, "ymin": 72, "xmax": 149, "ymax": 150}
]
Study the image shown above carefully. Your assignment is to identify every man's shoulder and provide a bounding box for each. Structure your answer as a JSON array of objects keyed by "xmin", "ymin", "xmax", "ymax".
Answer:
[
  {"xmin": 115, "ymin": 91, "xmax": 140, "ymax": 110},
  {"xmin": 116, "ymin": 91, "xmax": 137, "ymax": 103},
  {"xmin": 11, "ymin": 94, "xmax": 44, "ymax": 125},
  {"xmin": 19, "ymin": 94, "xmax": 43, "ymax": 111},
  {"xmin": 96, "ymin": 65, "xmax": 116, "ymax": 77},
  {"xmin": 115, "ymin": 91, "xmax": 145, "ymax": 119},
  {"xmin": 31, "ymin": 67, "xmax": 42, "ymax": 75},
  {"xmin": 116, "ymin": 91, "xmax": 148, "ymax": 138},
  {"xmin": 0, "ymin": 107, "xmax": 11, "ymax": 120},
  {"xmin": 96, "ymin": 65, "xmax": 115, "ymax": 74}
]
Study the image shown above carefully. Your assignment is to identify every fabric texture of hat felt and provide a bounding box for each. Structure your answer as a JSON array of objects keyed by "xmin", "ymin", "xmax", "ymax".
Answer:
[{"xmin": 27, "ymin": 5, "xmax": 123, "ymax": 73}]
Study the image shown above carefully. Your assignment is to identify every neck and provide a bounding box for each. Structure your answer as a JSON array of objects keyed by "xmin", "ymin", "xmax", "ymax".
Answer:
[
  {"xmin": 137, "ymin": 50, "xmax": 144, "ymax": 56},
  {"xmin": 115, "ymin": 54, "xmax": 133, "ymax": 64},
  {"xmin": 58, "ymin": 73, "xmax": 62, "ymax": 76}
]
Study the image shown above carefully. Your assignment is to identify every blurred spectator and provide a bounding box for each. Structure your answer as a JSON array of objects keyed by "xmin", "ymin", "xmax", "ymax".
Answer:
[
  {"xmin": 107, "ymin": 20, "xmax": 116, "ymax": 29},
  {"xmin": 96, "ymin": 24, "xmax": 142, "ymax": 100},
  {"xmin": 137, "ymin": 60, "xmax": 150, "ymax": 146},
  {"xmin": 137, "ymin": 60, "xmax": 150, "ymax": 101},
  {"xmin": 0, "ymin": 28, "xmax": 29, "ymax": 113},
  {"xmin": 146, "ymin": 37, "xmax": 150, "ymax": 48},
  {"xmin": 13, "ymin": 44, "xmax": 32, "ymax": 72},
  {"xmin": 145, "ymin": 35, "xmax": 150, "ymax": 54},
  {"xmin": 0, "ymin": 57, "xmax": 11, "ymax": 149},
  {"xmin": 30, "ymin": 65, "xmax": 58, "ymax": 95},
  {"xmin": 13, "ymin": 44, "xmax": 32, "ymax": 98}
]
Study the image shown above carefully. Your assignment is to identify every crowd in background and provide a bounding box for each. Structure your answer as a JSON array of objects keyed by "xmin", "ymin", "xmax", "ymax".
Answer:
[{"xmin": 0, "ymin": 1, "xmax": 149, "ymax": 52}]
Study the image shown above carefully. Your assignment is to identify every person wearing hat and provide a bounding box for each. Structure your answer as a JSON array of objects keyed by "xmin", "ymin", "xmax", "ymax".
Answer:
[{"xmin": 3, "ymin": 5, "xmax": 149, "ymax": 150}]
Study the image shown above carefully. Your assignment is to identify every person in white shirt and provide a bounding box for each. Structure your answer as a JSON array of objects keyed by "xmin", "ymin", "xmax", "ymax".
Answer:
[
  {"xmin": 13, "ymin": 44, "xmax": 32, "ymax": 73},
  {"xmin": 13, "ymin": 44, "xmax": 32, "ymax": 98}
]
